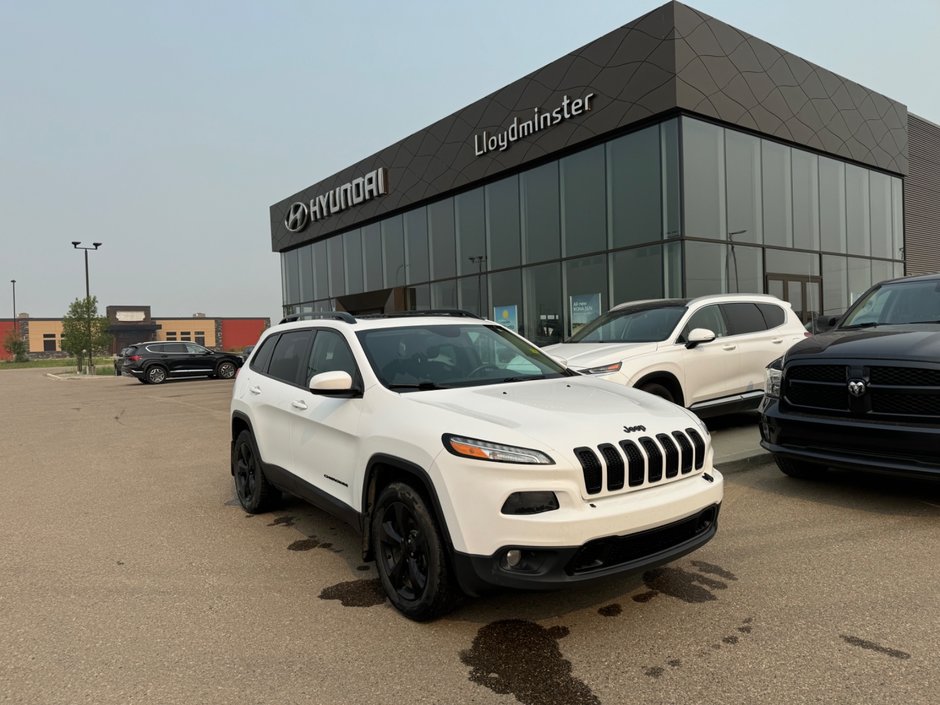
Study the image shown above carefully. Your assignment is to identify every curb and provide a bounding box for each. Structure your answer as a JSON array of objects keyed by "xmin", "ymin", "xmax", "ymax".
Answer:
[{"xmin": 715, "ymin": 449, "xmax": 771, "ymax": 474}]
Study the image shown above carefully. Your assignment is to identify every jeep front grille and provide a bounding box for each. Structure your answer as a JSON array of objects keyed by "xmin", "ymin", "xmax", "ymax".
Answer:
[{"xmin": 574, "ymin": 428, "xmax": 706, "ymax": 496}]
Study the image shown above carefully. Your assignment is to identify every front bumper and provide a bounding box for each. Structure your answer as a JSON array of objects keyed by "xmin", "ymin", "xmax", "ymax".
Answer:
[
  {"xmin": 452, "ymin": 503, "xmax": 720, "ymax": 594},
  {"xmin": 760, "ymin": 398, "xmax": 940, "ymax": 479}
]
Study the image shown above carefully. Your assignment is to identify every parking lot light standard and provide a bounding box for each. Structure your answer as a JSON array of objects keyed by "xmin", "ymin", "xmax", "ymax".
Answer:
[{"xmin": 71, "ymin": 241, "xmax": 102, "ymax": 374}]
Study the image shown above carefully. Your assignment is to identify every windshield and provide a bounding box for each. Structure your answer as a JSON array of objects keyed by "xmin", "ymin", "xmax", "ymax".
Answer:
[
  {"xmin": 357, "ymin": 324, "xmax": 569, "ymax": 391},
  {"xmin": 567, "ymin": 305, "xmax": 687, "ymax": 343},
  {"xmin": 840, "ymin": 280, "xmax": 940, "ymax": 328}
]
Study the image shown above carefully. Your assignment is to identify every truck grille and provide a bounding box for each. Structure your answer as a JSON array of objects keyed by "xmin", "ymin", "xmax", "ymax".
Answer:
[
  {"xmin": 784, "ymin": 362, "xmax": 940, "ymax": 419},
  {"xmin": 574, "ymin": 428, "xmax": 706, "ymax": 496}
]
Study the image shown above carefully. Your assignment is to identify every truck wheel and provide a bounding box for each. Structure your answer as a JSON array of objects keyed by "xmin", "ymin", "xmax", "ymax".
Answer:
[{"xmin": 372, "ymin": 482, "xmax": 459, "ymax": 621}]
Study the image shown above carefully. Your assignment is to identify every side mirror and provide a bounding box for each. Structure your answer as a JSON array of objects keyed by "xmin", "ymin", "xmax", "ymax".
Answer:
[
  {"xmin": 685, "ymin": 327, "xmax": 717, "ymax": 349},
  {"xmin": 309, "ymin": 370, "xmax": 357, "ymax": 396}
]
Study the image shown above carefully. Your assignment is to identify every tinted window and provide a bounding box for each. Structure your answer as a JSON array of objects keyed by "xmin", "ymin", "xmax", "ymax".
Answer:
[
  {"xmin": 757, "ymin": 304, "xmax": 786, "ymax": 328},
  {"xmin": 681, "ymin": 305, "xmax": 727, "ymax": 341},
  {"xmin": 267, "ymin": 331, "xmax": 314, "ymax": 386},
  {"xmin": 163, "ymin": 343, "xmax": 187, "ymax": 353},
  {"xmin": 304, "ymin": 330, "xmax": 358, "ymax": 385},
  {"xmin": 185, "ymin": 343, "xmax": 208, "ymax": 354},
  {"xmin": 721, "ymin": 303, "xmax": 767, "ymax": 335},
  {"xmin": 250, "ymin": 335, "xmax": 277, "ymax": 373}
]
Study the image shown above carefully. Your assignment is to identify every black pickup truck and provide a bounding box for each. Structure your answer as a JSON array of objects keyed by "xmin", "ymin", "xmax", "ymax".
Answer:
[{"xmin": 760, "ymin": 273, "xmax": 940, "ymax": 480}]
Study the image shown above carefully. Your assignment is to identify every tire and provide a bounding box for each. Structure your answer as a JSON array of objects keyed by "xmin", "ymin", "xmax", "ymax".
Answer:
[
  {"xmin": 138, "ymin": 378, "xmax": 149, "ymax": 384},
  {"xmin": 232, "ymin": 429, "xmax": 278, "ymax": 513},
  {"xmin": 146, "ymin": 366, "xmax": 168, "ymax": 384},
  {"xmin": 372, "ymin": 482, "xmax": 459, "ymax": 621},
  {"xmin": 774, "ymin": 455, "xmax": 825, "ymax": 480},
  {"xmin": 639, "ymin": 382, "xmax": 675, "ymax": 404},
  {"xmin": 216, "ymin": 360, "xmax": 237, "ymax": 379}
]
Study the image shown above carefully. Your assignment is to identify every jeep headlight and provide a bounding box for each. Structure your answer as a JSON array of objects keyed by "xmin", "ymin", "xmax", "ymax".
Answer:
[
  {"xmin": 583, "ymin": 361, "xmax": 622, "ymax": 375},
  {"xmin": 765, "ymin": 365, "xmax": 783, "ymax": 399},
  {"xmin": 443, "ymin": 434, "xmax": 554, "ymax": 465}
]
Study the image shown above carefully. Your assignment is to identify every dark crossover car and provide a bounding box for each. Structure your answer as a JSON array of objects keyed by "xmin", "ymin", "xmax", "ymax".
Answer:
[
  {"xmin": 121, "ymin": 341, "xmax": 243, "ymax": 384},
  {"xmin": 760, "ymin": 273, "xmax": 940, "ymax": 480}
]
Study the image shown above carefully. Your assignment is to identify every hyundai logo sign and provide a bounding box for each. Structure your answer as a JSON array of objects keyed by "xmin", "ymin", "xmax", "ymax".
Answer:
[
  {"xmin": 283, "ymin": 167, "xmax": 388, "ymax": 234},
  {"xmin": 285, "ymin": 202, "xmax": 309, "ymax": 233}
]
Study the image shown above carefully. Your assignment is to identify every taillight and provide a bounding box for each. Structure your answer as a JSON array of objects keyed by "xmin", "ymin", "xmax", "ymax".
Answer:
[{"xmin": 128, "ymin": 355, "xmax": 141, "ymax": 362}]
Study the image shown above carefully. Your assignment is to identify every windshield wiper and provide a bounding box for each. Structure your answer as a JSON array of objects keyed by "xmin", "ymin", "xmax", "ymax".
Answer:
[
  {"xmin": 840, "ymin": 321, "xmax": 879, "ymax": 329},
  {"xmin": 499, "ymin": 375, "xmax": 545, "ymax": 383},
  {"xmin": 386, "ymin": 382, "xmax": 450, "ymax": 391},
  {"xmin": 906, "ymin": 320, "xmax": 940, "ymax": 324}
]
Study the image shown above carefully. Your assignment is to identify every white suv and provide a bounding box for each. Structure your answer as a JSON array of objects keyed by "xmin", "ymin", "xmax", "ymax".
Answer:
[
  {"xmin": 230, "ymin": 311, "xmax": 723, "ymax": 620},
  {"xmin": 544, "ymin": 294, "xmax": 807, "ymax": 417}
]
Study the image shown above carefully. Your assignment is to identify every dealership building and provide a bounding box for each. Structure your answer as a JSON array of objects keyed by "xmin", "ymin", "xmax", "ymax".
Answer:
[{"xmin": 270, "ymin": 1, "xmax": 940, "ymax": 345}]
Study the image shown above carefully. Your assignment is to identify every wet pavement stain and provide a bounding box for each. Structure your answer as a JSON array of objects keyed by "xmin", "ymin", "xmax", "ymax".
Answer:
[
  {"xmin": 840, "ymin": 635, "xmax": 911, "ymax": 660},
  {"xmin": 598, "ymin": 603, "xmax": 622, "ymax": 617},
  {"xmin": 633, "ymin": 561, "xmax": 737, "ymax": 604},
  {"xmin": 737, "ymin": 625, "xmax": 753, "ymax": 634},
  {"xmin": 267, "ymin": 516, "xmax": 296, "ymax": 528},
  {"xmin": 646, "ymin": 616, "xmax": 754, "ymax": 677},
  {"xmin": 319, "ymin": 578, "xmax": 386, "ymax": 607},
  {"xmin": 632, "ymin": 590, "xmax": 658, "ymax": 603},
  {"xmin": 288, "ymin": 538, "xmax": 320, "ymax": 551},
  {"xmin": 461, "ymin": 620, "xmax": 600, "ymax": 705},
  {"xmin": 690, "ymin": 560, "xmax": 738, "ymax": 581}
]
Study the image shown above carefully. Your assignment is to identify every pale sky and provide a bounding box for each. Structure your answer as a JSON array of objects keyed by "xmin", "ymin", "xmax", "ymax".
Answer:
[{"xmin": 2, "ymin": 1, "xmax": 938, "ymax": 323}]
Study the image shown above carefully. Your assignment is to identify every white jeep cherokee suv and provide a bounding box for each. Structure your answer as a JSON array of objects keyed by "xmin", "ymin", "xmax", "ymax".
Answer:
[
  {"xmin": 230, "ymin": 311, "xmax": 723, "ymax": 620},
  {"xmin": 544, "ymin": 294, "xmax": 807, "ymax": 417}
]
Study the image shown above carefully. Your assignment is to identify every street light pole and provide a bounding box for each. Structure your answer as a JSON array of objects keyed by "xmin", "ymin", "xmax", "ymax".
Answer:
[
  {"xmin": 10, "ymin": 279, "xmax": 16, "ymax": 333},
  {"xmin": 71, "ymin": 241, "xmax": 102, "ymax": 373}
]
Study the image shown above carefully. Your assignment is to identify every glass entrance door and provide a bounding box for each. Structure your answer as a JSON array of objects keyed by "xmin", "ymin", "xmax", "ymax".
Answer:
[{"xmin": 766, "ymin": 273, "xmax": 821, "ymax": 326}]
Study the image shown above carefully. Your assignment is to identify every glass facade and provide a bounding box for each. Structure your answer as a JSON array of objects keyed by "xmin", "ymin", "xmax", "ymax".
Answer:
[{"xmin": 282, "ymin": 115, "xmax": 904, "ymax": 339}]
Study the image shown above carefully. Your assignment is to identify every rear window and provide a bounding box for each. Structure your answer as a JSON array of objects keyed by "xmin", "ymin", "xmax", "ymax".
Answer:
[
  {"xmin": 721, "ymin": 303, "xmax": 767, "ymax": 335},
  {"xmin": 249, "ymin": 335, "xmax": 277, "ymax": 373},
  {"xmin": 757, "ymin": 303, "xmax": 786, "ymax": 329}
]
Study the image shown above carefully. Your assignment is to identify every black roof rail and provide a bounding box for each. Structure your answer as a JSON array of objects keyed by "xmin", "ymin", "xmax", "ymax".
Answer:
[
  {"xmin": 278, "ymin": 311, "xmax": 357, "ymax": 325},
  {"xmin": 358, "ymin": 309, "xmax": 482, "ymax": 320}
]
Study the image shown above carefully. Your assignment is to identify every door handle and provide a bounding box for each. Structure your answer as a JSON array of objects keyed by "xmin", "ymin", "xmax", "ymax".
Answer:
[
  {"xmin": 722, "ymin": 345, "xmax": 737, "ymax": 351},
  {"xmin": 291, "ymin": 400, "xmax": 308, "ymax": 410},
  {"xmin": 248, "ymin": 386, "xmax": 261, "ymax": 395},
  {"xmin": 772, "ymin": 338, "xmax": 784, "ymax": 344}
]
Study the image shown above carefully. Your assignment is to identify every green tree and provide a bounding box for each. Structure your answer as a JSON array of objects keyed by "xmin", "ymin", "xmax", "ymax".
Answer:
[
  {"xmin": 61, "ymin": 296, "xmax": 111, "ymax": 371},
  {"xmin": 2, "ymin": 328, "xmax": 28, "ymax": 362}
]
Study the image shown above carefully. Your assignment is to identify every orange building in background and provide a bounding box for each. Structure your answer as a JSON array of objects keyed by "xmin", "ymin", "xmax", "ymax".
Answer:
[{"xmin": 0, "ymin": 307, "xmax": 269, "ymax": 361}]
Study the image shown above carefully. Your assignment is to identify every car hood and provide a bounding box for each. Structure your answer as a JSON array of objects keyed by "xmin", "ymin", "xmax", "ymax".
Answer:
[
  {"xmin": 404, "ymin": 376, "xmax": 702, "ymax": 453},
  {"xmin": 541, "ymin": 342, "xmax": 661, "ymax": 369},
  {"xmin": 786, "ymin": 325, "xmax": 940, "ymax": 362}
]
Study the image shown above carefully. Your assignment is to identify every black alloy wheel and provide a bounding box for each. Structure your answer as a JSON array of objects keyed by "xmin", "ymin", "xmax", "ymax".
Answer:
[
  {"xmin": 217, "ymin": 361, "xmax": 237, "ymax": 379},
  {"xmin": 232, "ymin": 430, "xmax": 277, "ymax": 513},
  {"xmin": 146, "ymin": 366, "xmax": 168, "ymax": 384},
  {"xmin": 372, "ymin": 483, "xmax": 458, "ymax": 621}
]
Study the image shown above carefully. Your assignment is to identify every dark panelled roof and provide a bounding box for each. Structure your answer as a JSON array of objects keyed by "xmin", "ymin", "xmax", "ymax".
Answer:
[{"xmin": 270, "ymin": 1, "xmax": 908, "ymax": 253}]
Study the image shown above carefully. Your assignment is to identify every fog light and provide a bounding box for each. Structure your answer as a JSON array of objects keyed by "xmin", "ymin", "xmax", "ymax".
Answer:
[
  {"xmin": 501, "ymin": 491, "xmax": 559, "ymax": 515},
  {"xmin": 696, "ymin": 506, "xmax": 717, "ymax": 533},
  {"xmin": 504, "ymin": 549, "xmax": 523, "ymax": 568}
]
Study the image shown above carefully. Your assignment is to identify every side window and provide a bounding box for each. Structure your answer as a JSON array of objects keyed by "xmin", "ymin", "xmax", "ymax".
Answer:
[
  {"xmin": 146, "ymin": 344, "xmax": 164, "ymax": 354},
  {"xmin": 267, "ymin": 331, "xmax": 314, "ymax": 386},
  {"xmin": 249, "ymin": 335, "xmax": 278, "ymax": 373},
  {"xmin": 164, "ymin": 342, "xmax": 188, "ymax": 353},
  {"xmin": 757, "ymin": 304, "xmax": 786, "ymax": 329},
  {"xmin": 304, "ymin": 330, "xmax": 358, "ymax": 385},
  {"xmin": 680, "ymin": 305, "xmax": 727, "ymax": 341},
  {"xmin": 721, "ymin": 303, "xmax": 767, "ymax": 335},
  {"xmin": 185, "ymin": 343, "xmax": 208, "ymax": 354}
]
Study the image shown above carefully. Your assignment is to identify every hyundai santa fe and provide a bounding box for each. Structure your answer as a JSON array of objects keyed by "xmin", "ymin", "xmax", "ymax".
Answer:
[
  {"xmin": 543, "ymin": 294, "xmax": 807, "ymax": 417},
  {"xmin": 230, "ymin": 311, "xmax": 723, "ymax": 620}
]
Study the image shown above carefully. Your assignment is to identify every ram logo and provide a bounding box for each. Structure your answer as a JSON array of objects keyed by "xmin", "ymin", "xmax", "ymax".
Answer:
[
  {"xmin": 623, "ymin": 425, "xmax": 647, "ymax": 433},
  {"xmin": 848, "ymin": 379, "xmax": 867, "ymax": 397}
]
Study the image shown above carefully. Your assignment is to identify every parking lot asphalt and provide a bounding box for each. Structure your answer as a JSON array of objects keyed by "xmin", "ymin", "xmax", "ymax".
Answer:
[{"xmin": 2, "ymin": 369, "xmax": 938, "ymax": 705}]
